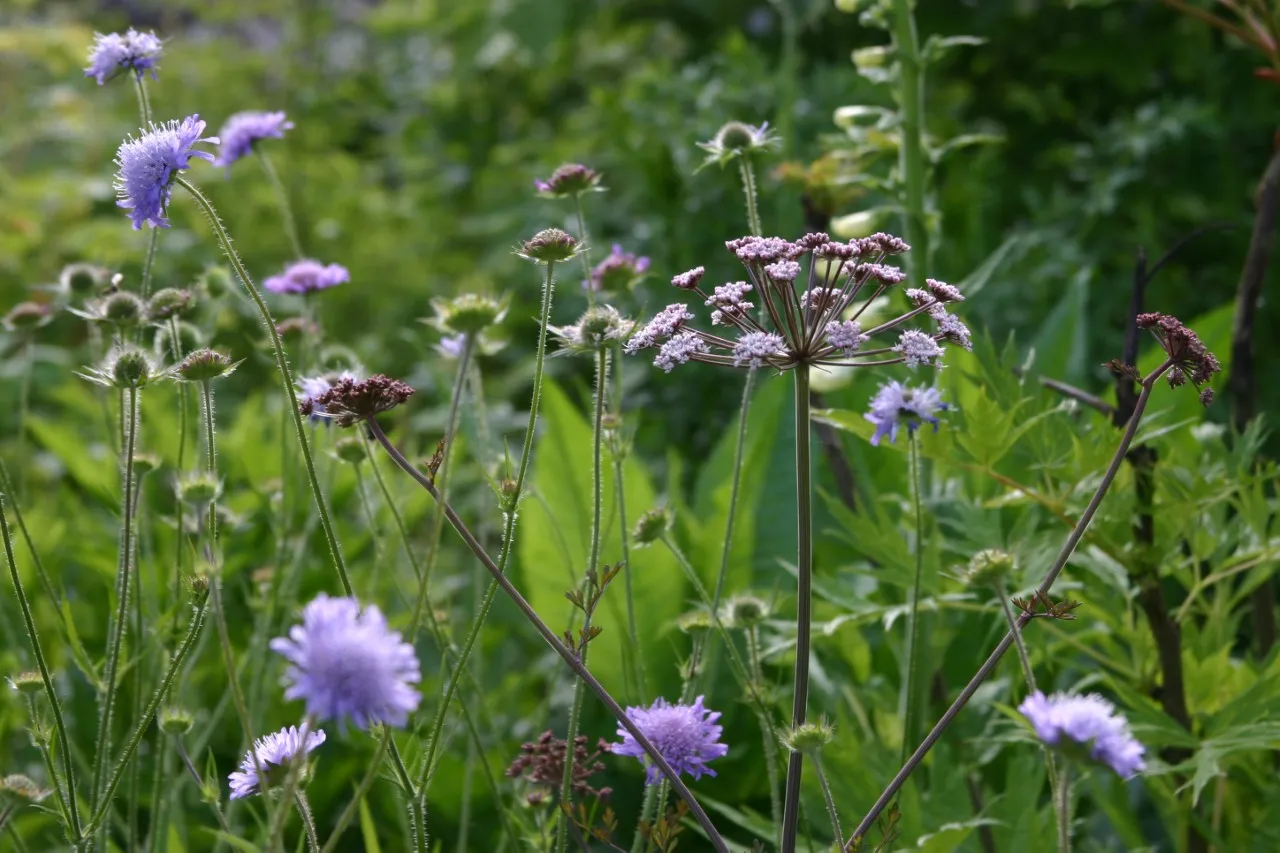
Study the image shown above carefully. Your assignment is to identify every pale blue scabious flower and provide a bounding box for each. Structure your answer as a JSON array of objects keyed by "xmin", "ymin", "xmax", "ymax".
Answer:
[
  {"xmin": 215, "ymin": 111, "xmax": 294, "ymax": 168},
  {"xmin": 227, "ymin": 725, "xmax": 326, "ymax": 799},
  {"xmin": 613, "ymin": 695, "xmax": 728, "ymax": 785},
  {"xmin": 114, "ymin": 116, "xmax": 218, "ymax": 230},
  {"xmin": 436, "ymin": 334, "xmax": 466, "ymax": 359},
  {"xmin": 270, "ymin": 594, "xmax": 421, "ymax": 730},
  {"xmin": 264, "ymin": 260, "xmax": 350, "ymax": 295},
  {"xmin": 865, "ymin": 381, "xmax": 949, "ymax": 446},
  {"xmin": 586, "ymin": 244, "xmax": 650, "ymax": 292},
  {"xmin": 85, "ymin": 30, "xmax": 163, "ymax": 85},
  {"xmin": 1018, "ymin": 691, "xmax": 1146, "ymax": 778}
]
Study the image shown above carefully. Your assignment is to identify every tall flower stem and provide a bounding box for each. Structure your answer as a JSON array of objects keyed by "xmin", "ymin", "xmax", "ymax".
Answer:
[
  {"xmin": 890, "ymin": 0, "xmax": 928, "ymax": 291},
  {"xmin": 175, "ymin": 177, "xmax": 352, "ymax": 596},
  {"xmin": 611, "ymin": 343, "xmax": 645, "ymax": 699},
  {"xmin": 0, "ymin": 496, "xmax": 81, "ymax": 840},
  {"xmin": 845, "ymin": 360, "xmax": 1175, "ymax": 847},
  {"xmin": 1057, "ymin": 768, "xmax": 1072, "ymax": 853},
  {"xmin": 814, "ymin": 755, "xmax": 843, "ymax": 847},
  {"xmin": 555, "ymin": 347, "xmax": 608, "ymax": 853},
  {"xmin": 367, "ymin": 420, "xmax": 729, "ymax": 852},
  {"xmin": 416, "ymin": 261, "xmax": 557, "ymax": 796},
  {"xmin": 746, "ymin": 626, "xmax": 784, "ymax": 845},
  {"xmin": 738, "ymin": 159, "xmax": 763, "ymax": 237},
  {"xmin": 168, "ymin": 317, "xmax": 189, "ymax": 643},
  {"xmin": 780, "ymin": 363, "xmax": 813, "ymax": 853},
  {"xmin": 899, "ymin": 433, "xmax": 926, "ymax": 763},
  {"xmin": 132, "ymin": 75, "xmax": 151, "ymax": 126},
  {"xmin": 131, "ymin": 76, "xmax": 158, "ymax": 299},
  {"xmin": 90, "ymin": 385, "xmax": 139, "ymax": 848},
  {"xmin": 294, "ymin": 791, "xmax": 321, "ymax": 853},
  {"xmin": 574, "ymin": 198, "xmax": 595, "ymax": 304},
  {"xmin": 257, "ymin": 150, "xmax": 306, "ymax": 260}
]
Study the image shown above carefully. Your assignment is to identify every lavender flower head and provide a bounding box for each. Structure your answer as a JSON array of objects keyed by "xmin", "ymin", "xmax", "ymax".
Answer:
[
  {"xmin": 865, "ymin": 381, "xmax": 949, "ymax": 446},
  {"xmin": 85, "ymin": 29, "xmax": 163, "ymax": 85},
  {"xmin": 264, "ymin": 259, "xmax": 349, "ymax": 295},
  {"xmin": 586, "ymin": 244, "xmax": 650, "ymax": 292},
  {"xmin": 114, "ymin": 116, "xmax": 219, "ymax": 230},
  {"xmin": 270, "ymin": 594, "xmax": 422, "ymax": 730},
  {"xmin": 1018, "ymin": 691, "xmax": 1146, "ymax": 778},
  {"xmin": 613, "ymin": 695, "xmax": 728, "ymax": 785},
  {"xmin": 227, "ymin": 725, "xmax": 326, "ymax": 799},
  {"xmin": 215, "ymin": 111, "xmax": 294, "ymax": 168}
]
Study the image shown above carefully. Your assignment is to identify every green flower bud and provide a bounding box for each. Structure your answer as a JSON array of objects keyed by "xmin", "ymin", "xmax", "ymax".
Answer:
[
  {"xmin": 7, "ymin": 671, "xmax": 43, "ymax": 694},
  {"xmin": 518, "ymin": 228, "xmax": 581, "ymax": 264},
  {"xmin": 676, "ymin": 609, "xmax": 713, "ymax": 634},
  {"xmin": 431, "ymin": 293, "xmax": 508, "ymax": 335},
  {"xmin": 176, "ymin": 472, "xmax": 222, "ymax": 508},
  {"xmin": 722, "ymin": 594, "xmax": 770, "ymax": 628},
  {"xmin": 632, "ymin": 506, "xmax": 672, "ymax": 547},
  {"xmin": 782, "ymin": 718, "xmax": 836, "ymax": 755},
  {"xmin": 102, "ymin": 291, "xmax": 146, "ymax": 328},
  {"xmin": 175, "ymin": 349, "xmax": 238, "ymax": 383},
  {"xmin": 147, "ymin": 287, "xmax": 195, "ymax": 322},
  {"xmin": 962, "ymin": 549, "xmax": 1016, "ymax": 590},
  {"xmin": 132, "ymin": 453, "xmax": 161, "ymax": 479},
  {"xmin": 60, "ymin": 263, "xmax": 111, "ymax": 298},
  {"xmin": 333, "ymin": 436, "xmax": 367, "ymax": 465},
  {"xmin": 197, "ymin": 265, "xmax": 234, "ymax": 299},
  {"xmin": 111, "ymin": 349, "xmax": 152, "ymax": 388},
  {"xmin": 159, "ymin": 707, "xmax": 195, "ymax": 735}
]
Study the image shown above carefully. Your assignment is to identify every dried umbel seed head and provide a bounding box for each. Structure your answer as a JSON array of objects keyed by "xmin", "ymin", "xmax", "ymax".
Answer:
[
  {"xmin": 159, "ymin": 706, "xmax": 195, "ymax": 735},
  {"xmin": 722, "ymin": 594, "xmax": 770, "ymax": 628},
  {"xmin": 534, "ymin": 163, "xmax": 603, "ymax": 198},
  {"xmin": 1135, "ymin": 312, "xmax": 1222, "ymax": 397},
  {"xmin": 7, "ymin": 671, "xmax": 43, "ymax": 694},
  {"xmin": 431, "ymin": 293, "xmax": 507, "ymax": 335},
  {"xmin": 333, "ymin": 436, "xmax": 367, "ymax": 465},
  {"xmin": 176, "ymin": 472, "xmax": 222, "ymax": 507},
  {"xmin": 176, "ymin": 349, "xmax": 238, "ymax": 383},
  {"xmin": 632, "ymin": 506, "xmax": 672, "ymax": 546},
  {"xmin": 518, "ymin": 228, "xmax": 581, "ymax": 264},
  {"xmin": 782, "ymin": 718, "xmax": 835, "ymax": 755},
  {"xmin": 3, "ymin": 301, "xmax": 53, "ymax": 332},
  {"xmin": 102, "ymin": 291, "xmax": 147, "ymax": 327},
  {"xmin": 60, "ymin": 262, "xmax": 111, "ymax": 298},
  {"xmin": 147, "ymin": 287, "xmax": 194, "ymax": 322},
  {"xmin": 310, "ymin": 374, "xmax": 415, "ymax": 427},
  {"xmin": 198, "ymin": 265, "xmax": 234, "ymax": 299},
  {"xmin": 505, "ymin": 731, "xmax": 612, "ymax": 805},
  {"xmin": 961, "ymin": 548, "xmax": 1016, "ymax": 590},
  {"xmin": 0, "ymin": 774, "xmax": 52, "ymax": 804}
]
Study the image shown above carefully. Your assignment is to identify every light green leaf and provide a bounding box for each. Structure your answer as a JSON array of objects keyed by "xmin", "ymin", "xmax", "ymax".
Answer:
[{"xmin": 359, "ymin": 795, "xmax": 383, "ymax": 853}]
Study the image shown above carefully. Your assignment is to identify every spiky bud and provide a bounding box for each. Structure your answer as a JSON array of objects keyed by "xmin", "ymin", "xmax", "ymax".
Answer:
[
  {"xmin": 159, "ymin": 707, "xmax": 195, "ymax": 735},
  {"xmin": 7, "ymin": 671, "xmax": 43, "ymax": 694},
  {"xmin": 632, "ymin": 506, "xmax": 672, "ymax": 546},
  {"xmin": 518, "ymin": 228, "xmax": 581, "ymax": 264},
  {"xmin": 60, "ymin": 263, "xmax": 111, "ymax": 298},
  {"xmin": 198, "ymin": 265, "xmax": 234, "ymax": 299},
  {"xmin": 534, "ymin": 163, "xmax": 603, "ymax": 198},
  {"xmin": 961, "ymin": 548, "xmax": 1016, "ymax": 590},
  {"xmin": 175, "ymin": 349, "xmax": 238, "ymax": 383},
  {"xmin": 782, "ymin": 718, "xmax": 836, "ymax": 755},
  {"xmin": 431, "ymin": 293, "xmax": 508, "ymax": 335},
  {"xmin": 722, "ymin": 594, "xmax": 770, "ymax": 628},
  {"xmin": 147, "ymin": 287, "xmax": 195, "ymax": 322},
  {"xmin": 176, "ymin": 472, "xmax": 222, "ymax": 507},
  {"xmin": 102, "ymin": 291, "xmax": 146, "ymax": 328}
]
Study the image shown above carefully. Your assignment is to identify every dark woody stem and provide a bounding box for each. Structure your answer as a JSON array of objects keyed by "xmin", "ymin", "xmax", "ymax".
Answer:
[
  {"xmin": 366, "ymin": 419, "xmax": 730, "ymax": 853},
  {"xmin": 845, "ymin": 359, "xmax": 1175, "ymax": 849}
]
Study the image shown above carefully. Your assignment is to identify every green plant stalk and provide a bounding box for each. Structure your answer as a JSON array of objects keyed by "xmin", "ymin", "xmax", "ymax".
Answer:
[
  {"xmin": 746, "ymin": 626, "xmax": 783, "ymax": 847},
  {"xmin": 175, "ymin": 177, "xmax": 353, "ymax": 596},
  {"xmin": 26, "ymin": 695, "xmax": 72, "ymax": 826},
  {"xmin": 574, "ymin": 198, "xmax": 595, "ymax": 304},
  {"xmin": 146, "ymin": 736, "xmax": 172, "ymax": 853},
  {"xmin": 555, "ymin": 347, "xmax": 609, "ymax": 853},
  {"xmin": 814, "ymin": 755, "xmax": 843, "ymax": 847},
  {"xmin": 294, "ymin": 790, "xmax": 321, "ymax": 853},
  {"xmin": 168, "ymin": 317, "xmax": 189, "ymax": 646},
  {"xmin": 417, "ymin": 261, "xmax": 557, "ymax": 794},
  {"xmin": 90, "ymin": 385, "xmax": 139, "ymax": 848},
  {"xmin": 319, "ymin": 729, "xmax": 391, "ymax": 853},
  {"xmin": 257, "ymin": 150, "xmax": 306, "ymax": 259},
  {"xmin": 611, "ymin": 343, "xmax": 645, "ymax": 700},
  {"xmin": 131, "ymin": 76, "xmax": 159, "ymax": 301},
  {"xmin": 82, "ymin": 587, "xmax": 210, "ymax": 839},
  {"xmin": 846, "ymin": 360, "xmax": 1176, "ymax": 847},
  {"xmin": 739, "ymin": 159, "xmax": 764, "ymax": 237},
  {"xmin": 780, "ymin": 363, "xmax": 813, "ymax": 853},
  {"xmin": 1057, "ymin": 767, "xmax": 1072, "ymax": 853},
  {"xmin": 0, "ymin": 462, "xmax": 64, "ymax": 626},
  {"xmin": 1, "ymin": 496, "xmax": 80, "ymax": 839},
  {"xmin": 368, "ymin": 420, "xmax": 729, "ymax": 852},
  {"xmin": 16, "ymin": 338, "xmax": 32, "ymax": 496},
  {"xmin": 132, "ymin": 75, "xmax": 151, "ymax": 126},
  {"xmin": 631, "ymin": 784, "xmax": 658, "ymax": 853},
  {"xmin": 899, "ymin": 433, "xmax": 925, "ymax": 764},
  {"xmin": 891, "ymin": 0, "xmax": 929, "ymax": 291}
]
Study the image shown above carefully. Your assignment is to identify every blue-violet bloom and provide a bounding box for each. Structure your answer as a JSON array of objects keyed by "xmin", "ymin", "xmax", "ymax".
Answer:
[
  {"xmin": 865, "ymin": 381, "xmax": 949, "ymax": 446},
  {"xmin": 1018, "ymin": 690, "xmax": 1146, "ymax": 778},
  {"xmin": 270, "ymin": 594, "xmax": 422, "ymax": 730},
  {"xmin": 586, "ymin": 244, "xmax": 650, "ymax": 292},
  {"xmin": 227, "ymin": 725, "xmax": 326, "ymax": 799},
  {"xmin": 85, "ymin": 29, "xmax": 163, "ymax": 85},
  {"xmin": 264, "ymin": 260, "xmax": 350, "ymax": 295},
  {"xmin": 215, "ymin": 111, "xmax": 294, "ymax": 169},
  {"xmin": 613, "ymin": 695, "xmax": 728, "ymax": 785},
  {"xmin": 114, "ymin": 115, "xmax": 219, "ymax": 230}
]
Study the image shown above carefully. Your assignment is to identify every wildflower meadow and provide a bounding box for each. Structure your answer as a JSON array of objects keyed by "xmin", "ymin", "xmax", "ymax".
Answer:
[{"xmin": 2, "ymin": 2, "xmax": 1279, "ymax": 851}]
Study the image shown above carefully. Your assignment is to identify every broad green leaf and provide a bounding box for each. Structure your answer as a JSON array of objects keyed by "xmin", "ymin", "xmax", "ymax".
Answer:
[
  {"xmin": 201, "ymin": 830, "xmax": 262, "ymax": 853},
  {"xmin": 359, "ymin": 795, "xmax": 383, "ymax": 853},
  {"xmin": 1028, "ymin": 266, "xmax": 1090, "ymax": 385},
  {"xmin": 26, "ymin": 415, "xmax": 116, "ymax": 504}
]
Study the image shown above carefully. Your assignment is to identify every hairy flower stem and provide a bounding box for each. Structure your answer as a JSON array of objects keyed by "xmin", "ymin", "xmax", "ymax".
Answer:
[
  {"xmin": 814, "ymin": 755, "xmax": 843, "ymax": 847},
  {"xmin": 257, "ymin": 150, "xmax": 305, "ymax": 260},
  {"xmin": 146, "ymin": 739, "xmax": 172, "ymax": 853},
  {"xmin": 0, "ymin": 462, "xmax": 64, "ymax": 624},
  {"xmin": 82, "ymin": 587, "xmax": 209, "ymax": 840},
  {"xmin": 899, "ymin": 434, "xmax": 926, "ymax": 764},
  {"xmin": 891, "ymin": 0, "xmax": 928, "ymax": 291},
  {"xmin": 417, "ymin": 261, "xmax": 557, "ymax": 795},
  {"xmin": 0, "ymin": 497, "xmax": 81, "ymax": 840},
  {"xmin": 319, "ymin": 729, "xmax": 391, "ymax": 853},
  {"xmin": 368, "ymin": 420, "xmax": 729, "ymax": 851},
  {"xmin": 132, "ymin": 74, "xmax": 151, "ymax": 126},
  {"xmin": 555, "ymin": 348, "xmax": 609, "ymax": 853},
  {"xmin": 781, "ymin": 363, "xmax": 814, "ymax": 853},
  {"xmin": 169, "ymin": 317, "xmax": 190, "ymax": 644},
  {"xmin": 1057, "ymin": 768, "xmax": 1072, "ymax": 853},
  {"xmin": 90, "ymin": 386, "xmax": 139, "ymax": 849},
  {"xmin": 294, "ymin": 791, "xmax": 321, "ymax": 853},
  {"xmin": 574, "ymin": 198, "xmax": 595, "ymax": 305},
  {"xmin": 739, "ymin": 159, "xmax": 763, "ymax": 237},
  {"xmin": 175, "ymin": 177, "xmax": 352, "ymax": 596},
  {"xmin": 611, "ymin": 343, "xmax": 645, "ymax": 699},
  {"xmin": 747, "ymin": 628, "xmax": 784, "ymax": 845},
  {"xmin": 845, "ymin": 360, "xmax": 1175, "ymax": 848},
  {"xmin": 632, "ymin": 783, "xmax": 658, "ymax": 853}
]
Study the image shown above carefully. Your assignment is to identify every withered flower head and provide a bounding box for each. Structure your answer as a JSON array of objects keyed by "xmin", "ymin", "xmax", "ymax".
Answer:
[
  {"xmin": 309, "ymin": 374, "xmax": 415, "ymax": 427},
  {"xmin": 1135, "ymin": 312, "xmax": 1221, "ymax": 400},
  {"xmin": 505, "ymin": 731, "xmax": 612, "ymax": 806}
]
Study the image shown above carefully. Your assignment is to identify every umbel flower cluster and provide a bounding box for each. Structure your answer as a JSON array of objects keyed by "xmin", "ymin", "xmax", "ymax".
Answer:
[{"xmin": 625, "ymin": 231, "xmax": 969, "ymax": 373}]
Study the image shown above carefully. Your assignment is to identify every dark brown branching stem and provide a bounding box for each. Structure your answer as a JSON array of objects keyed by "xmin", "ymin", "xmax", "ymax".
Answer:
[
  {"xmin": 846, "ymin": 360, "xmax": 1173, "ymax": 849},
  {"xmin": 365, "ymin": 420, "xmax": 729, "ymax": 852}
]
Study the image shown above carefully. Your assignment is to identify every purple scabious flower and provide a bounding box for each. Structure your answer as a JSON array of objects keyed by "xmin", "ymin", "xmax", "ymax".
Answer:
[
  {"xmin": 1018, "ymin": 691, "xmax": 1146, "ymax": 778},
  {"xmin": 215, "ymin": 111, "xmax": 294, "ymax": 169},
  {"xmin": 613, "ymin": 696, "xmax": 728, "ymax": 785},
  {"xmin": 270, "ymin": 594, "xmax": 422, "ymax": 730},
  {"xmin": 85, "ymin": 29, "xmax": 163, "ymax": 85},
  {"xmin": 865, "ymin": 381, "xmax": 949, "ymax": 446},
  {"xmin": 264, "ymin": 260, "xmax": 350, "ymax": 295},
  {"xmin": 586, "ymin": 244, "xmax": 650, "ymax": 292},
  {"xmin": 227, "ymin": 725, "xmax": 326, "ymax": 799},
  {"xmin": 114, "ymin": 116, "xmax": 219, "ymax": 230}
]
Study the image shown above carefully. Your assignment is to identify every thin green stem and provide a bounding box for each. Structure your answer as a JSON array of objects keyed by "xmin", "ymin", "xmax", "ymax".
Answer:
[
  {"xmin": 814, "ymin": 755, "xmax": 844, "ymax": 848},
  {"xmin": 295, "ymin": 790, "xmax": 321, "ymax": 853},
  {"xmin": 368, "ymin": 421, "xmax": 728, "ymax": 852},
  {"xmin": 574, "ymin": 199, "xmax": 595, "ymax": 304},
  {"xmin": 631, "ymin": 784, "xmax": 658, "ymax": 853},
  {"xmin": 996, "ymin": 586, "xmax": 1036, "ymax": 694},
  {"xmin": 132, "ymin": 75, "xmax": 151, "ymax": 126},
  {"xmin": 746, "ymin": 628, "xmax": 783, "ymax": 847},
  {"xmin": 15, "ymin": 338, "xmax": 33, "ymax": 496},
  {"xmin": 0, "ymin": 462, "xmax": 64, "ymax": 625},
  {"xmin": 1057, "ymin": 767, "xmax": 1072, "ymax": 853},
  {"xmin": 83, "ymin": 588, "xmax": 210, "ymax": 838},
  {"xmin": 610, "ymin": 343, "xmax": 644, "ymax": 699},
  {"xmin": 320, "ymin": 729, "xmax": 391, "ymax": 853},
  {"xmin": 27, "ymin": 695, "xmax": 73, "ymax": 830},
  {"xmin": 257, "ymin": 150, "xmax": 306, "ymax": 260},
  {"xmin": 899, "ymin": 433, "xmax": 926, "ymax": 765},
  {"xmin": 91, "ymin": 386, "xmax": 139, "ymax": 848},
  {"xmin": 891, "ymin": 0, "xmax": 929, "ymax": 290},
  {"xmin": 146, "ymin": 736, "xmax": 172, "ymax": 853},
  {"xmin": 781, "ymin": 363, "xmax": 813, "ymax": 853},
  {"xmin": 738, "ymin": 159, "xmax": 763, "ymax": 236},
  {"xmin": 1, "ymin": 497, "xmax": 80, "ymax": 839},
  {"xmin": 140, "ymin": 228, "xmax": 159, "ymax": 300},
  {"xmin": 169, "ymin": 317, "xmax": 188, "ymax": 646},
  {"xmin": 175, "ymin": 177, "xmax": 352, "ymax": 596}
]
